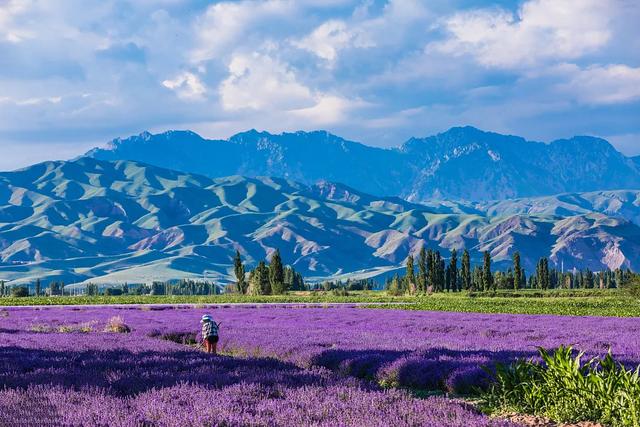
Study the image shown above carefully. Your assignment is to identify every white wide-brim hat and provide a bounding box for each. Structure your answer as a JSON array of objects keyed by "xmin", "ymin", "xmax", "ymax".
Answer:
[{"xmin": 201, "ymin": 314, "xmax": 212, "ymax": 322}]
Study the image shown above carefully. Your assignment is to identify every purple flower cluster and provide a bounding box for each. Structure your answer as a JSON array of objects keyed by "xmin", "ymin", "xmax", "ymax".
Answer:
[{"xmin": 1, "ymin": 305, "xmax": 638, "ymax": 426}]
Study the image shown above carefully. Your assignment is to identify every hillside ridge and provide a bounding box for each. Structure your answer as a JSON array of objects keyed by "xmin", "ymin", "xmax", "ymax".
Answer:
[{"xmin": 1, "ymin": 158, "xmax": 639, "ymax": 286}]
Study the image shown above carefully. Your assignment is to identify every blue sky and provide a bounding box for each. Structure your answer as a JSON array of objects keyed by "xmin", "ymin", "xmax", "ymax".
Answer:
[{"xmin": 1, "ymin": 0, "xmax": 639, "ymax": 169}]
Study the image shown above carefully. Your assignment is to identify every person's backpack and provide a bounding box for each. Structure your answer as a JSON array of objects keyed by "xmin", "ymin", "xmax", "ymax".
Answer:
[{"xmin": 210, "ymin": 321, "xmax": 219, "ymax": 336}]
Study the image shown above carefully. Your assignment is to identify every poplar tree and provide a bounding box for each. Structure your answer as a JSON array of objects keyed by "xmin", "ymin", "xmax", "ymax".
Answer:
[
  {"xmin": 482, "ymin": 251, "xmax": 493, "ymax": 291},
  {"xmin": 269, "ymin": 250, "xmax": 285, "ymax": 294},
  {"xmin": 449, "ymin": 249, "xmax": 458, "ymax": 292},
  {"xmin": 437, "ymin": 255, "xmax": 445, "ymax": 292},
  {"xmin": 427, "ymin": 249, "xmax": 436, "ymax": 291},
  {"xmin": 513, "ymin": 252, "xmax": 521, "ymax": 290},
  {"xmin": 233, "ymin": 250, "xmax": 247, "ymax": 294},
  {"xmin": 417, "ymin": 247, "xmax": 427, "ymax": 293},
  {"xmin": 445, "ymin": 265, "xmax": 451, "ymax": 292},
  {"xmin": 472, "ymin": 266, "xmax": 483, "ymax": 291},
  {"xmin": 405, "ymin": 255, "xmax": 416, "ymax": 294},
  {"xmin": 585, "ymin": 269, "xmax": 594, "ymax": 289},
  {"xmin": 250, "ymin": 261, "xmax": 270, "ymax": 295},
  {"xmin": 461, "ymin": 249, "xmax": 471, "ymax": 291},
  {"xmin": 536, "ymin": 257, "xmax": 550, "ymax": 290}
]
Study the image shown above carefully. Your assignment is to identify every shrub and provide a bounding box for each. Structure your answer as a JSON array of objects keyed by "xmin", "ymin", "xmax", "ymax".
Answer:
[
  {"xmin": 483, "ymin": 346, "xmax": 640, "ymax": 426},
  {"xmin": 103, "ymin": 316, "xmax": 131, "ymax": 333},
  {"xmin": 445, "ymin": 366, "xmax": 493, "ymax": 395},
  {"xmin": 378, "ymin": 356, "xmax": 453, "ymax": 390},
  {"xmin": 332, "ymin": 288, "xmax": 349, "ymax": 297},
  {"xmin": 621, "ymin": 278, "xmax": 640, "ymax": 299},
  {"xmin": 156, "ymin": 331, "xmax": 198, "ymax": 346},
  {"xmin": 11, "ymin": 286, "xmax": 29, "ymax": 298}
]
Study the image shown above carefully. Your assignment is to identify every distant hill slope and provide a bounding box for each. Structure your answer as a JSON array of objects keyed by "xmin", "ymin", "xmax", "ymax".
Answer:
[
  {"xmin": 86, "ymin": 127, "xmax": 640, "ymax": 201},
  {"xmin": 1, "ymin": 158, "xmax": 639, "ymax": 286}
]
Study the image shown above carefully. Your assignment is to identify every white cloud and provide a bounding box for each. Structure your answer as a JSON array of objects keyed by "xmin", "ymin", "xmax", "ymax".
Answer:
[
  {"xmin": 0, "ymin": 0, "xmax": 34, "ymax": 42},
  {"xmin": 291, "ymin": 95, "xmax": 359, "ymax": 125},
  {"xmin": 0, "ymin": 95, "xmax": 62, "ymax": 106},
  {"xmin": 219, "ymin": 52, "xmax": 359, "ymax": 125},
  {"xmin": 292, "ymin": 0, "xmax": 429, "ymax": 66},
  {"xmin": 220, "ymin": 52, "xmax": 314, "ymax": 111},
  {"xmin": 433, "ymin": 0, "xmax": 614, "ymax": 68},
  {"xmin": 162, "ymin": 72, "xmax": 207, "ymax": 100},
  {"xmin": 293, "ymin": 19, "xmax": 372, "ymax": 65},
  {"xmin": 558, "ymin": 64, "xmax": 640, "ymax": 105},
  {"xmin": 190, "ymin": 0, "xmax": 293, "ymax": 64}
]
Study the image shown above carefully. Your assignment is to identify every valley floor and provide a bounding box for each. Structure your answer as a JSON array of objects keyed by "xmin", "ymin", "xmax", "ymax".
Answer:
[{"xmin": 1, "ymin": 290, "xmax": 640, "ymax": 317}]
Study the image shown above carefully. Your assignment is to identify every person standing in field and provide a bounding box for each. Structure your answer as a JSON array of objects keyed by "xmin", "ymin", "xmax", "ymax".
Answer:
[{"xmin": 200, "ymin": 314, "xmax": 220, "ymax": 354}]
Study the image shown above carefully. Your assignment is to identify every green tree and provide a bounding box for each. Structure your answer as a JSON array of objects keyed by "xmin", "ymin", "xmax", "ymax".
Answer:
[
  {"xmin": 536, "ymin": 257, "xmax": 550, "ymax": 290},
  {"xmin": 482, "ymin": 251, "xmax": 493, "ymax": 291},
  {"xmin": 11, "ymin": 286, "xmax": 29, "ymax": 297},
  {"xmin": 35, "ymin": 278, "xmax": 41, "ymax": 297},
  {"xmin": 405, "ymin": 255, "xmax": 416, "ymax": 294},
  {"xmin": 417, "ymin": 247, "xmax": 427, "ymax": 293},
  {"xmin": 584, "ymin": 269, "xmax": 594, "ymax": 289},
  {"xmin": 461, "ymin": 249, "xmax": 471, "ymax": 290},
  {"xmin": 472, "ymin": 266, "xmax": 483, "ymax": 291},
  {"xmin": 250, "ymin": 261, "xmax": 271, "ymax": 295},
  {"xmin": 449, "ymin": 249, "xmax": 458, "ymax": 292},
  {"xmin": 269, "ymin": 249, "xmax": 285, "ymax": 294},
  {"xmin": 437, "ymin": 255, "xmax": 445, "ymax": 292},
  {"xmin": 386, "ymin": 274, "xmax": 404, "ymax": 296},
  {"xmin": 427, "ymin": 249, "xmax": 436, "ymax": 291},
  {"xmin": 0, "ymin": 280, "xmax": 4, "ymax": 297},
  {"xmin": 233, "ymin": 250, "xmax": 247, "ymax": 294},
  {"xmin": 513, "ymin": 252, "xmax": 522, "ymax": 290},
  {"xmin": 445, "ymin": 265, "xmax": 451, "ymax": 292}
]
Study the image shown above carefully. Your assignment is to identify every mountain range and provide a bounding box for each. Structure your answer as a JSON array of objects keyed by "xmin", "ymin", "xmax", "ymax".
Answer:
[
  {"xmin": 86, "ymin": 126, "xmax": 640, "ymax": 201},
  {"xmin": 1, "ymin": 157, "xmax": 639, "ymax": 286}
]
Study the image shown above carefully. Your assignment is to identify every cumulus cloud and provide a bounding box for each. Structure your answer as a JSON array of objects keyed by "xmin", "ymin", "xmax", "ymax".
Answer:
[
  {"xmin": 220, "ymin": 53, "xmax": 314, "ymax": 111},
  {"xmin": 219, "ymin": 52, "xmax": 358, "ymax": 125},
  {"xmin": 291, "ymin": 95, "xmax": 363, "ymax": 126},
  {"xmin": 162, "ymin": 72, "xmax": 207, "ymax": 100},
  {"xmin": 293, "ymin": 19, "xmax": 372, "ymax": 65},
  {"xmin": 557, "ymin": 64, "xmax": 640, "ymax": 105},
  {"xmin": 433, "ymin": 0, "xmax": 614, "ymax": 68},
  {"xmin": 190, "ymin": 0, "xmax": 293, "ymax": 64},
  {"xmin": 1, "ymin": 0, "xmax": 640, "ymax": 167}
]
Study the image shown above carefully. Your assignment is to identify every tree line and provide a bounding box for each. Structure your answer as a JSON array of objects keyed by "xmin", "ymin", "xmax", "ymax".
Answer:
[
  {"xmin": 1, "ymin": 247, "xmax": 637, "ymax": 297},
  {"xmin": 385, "ymin": 248, "xmax": 637, "ymax": 294},
  {"xmin": 233, "ymin": 249, "xmax": 305, "ymax": 295}
]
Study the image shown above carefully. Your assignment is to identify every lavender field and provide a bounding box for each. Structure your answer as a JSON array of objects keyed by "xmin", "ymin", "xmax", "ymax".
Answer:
[{"xmin": 1, "ymin": 305, "xmax": 639, "ymax": 426}]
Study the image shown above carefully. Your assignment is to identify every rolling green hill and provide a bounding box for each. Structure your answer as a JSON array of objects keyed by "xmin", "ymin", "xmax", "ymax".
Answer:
[{"xmin": 1, "ymin": 158, "xmax": 639, "ymax": 286}]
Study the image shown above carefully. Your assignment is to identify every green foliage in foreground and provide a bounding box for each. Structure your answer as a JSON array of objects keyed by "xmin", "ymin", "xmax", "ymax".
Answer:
[{"xmin": 483, "ymin": 346, "xmax": 640, "ymax": 427}]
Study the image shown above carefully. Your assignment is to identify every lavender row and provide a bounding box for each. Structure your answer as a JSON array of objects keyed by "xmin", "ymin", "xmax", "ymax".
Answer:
[
  {"xmin": 2, "ymin": 305, "xmax": 638, "ymax": 392},
  {"xmin": 0, "ymin": 306, "xmax": 522, "ymax": 426}
]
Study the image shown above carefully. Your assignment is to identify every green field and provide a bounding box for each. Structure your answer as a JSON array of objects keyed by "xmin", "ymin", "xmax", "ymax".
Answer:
[
  {"xmin": 2, "ymin": 290, "xmax": 639, "ymax": 317},
  {"xmin": 398, "ymin": 293, "xmax": 640, "ymax": 317}
]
